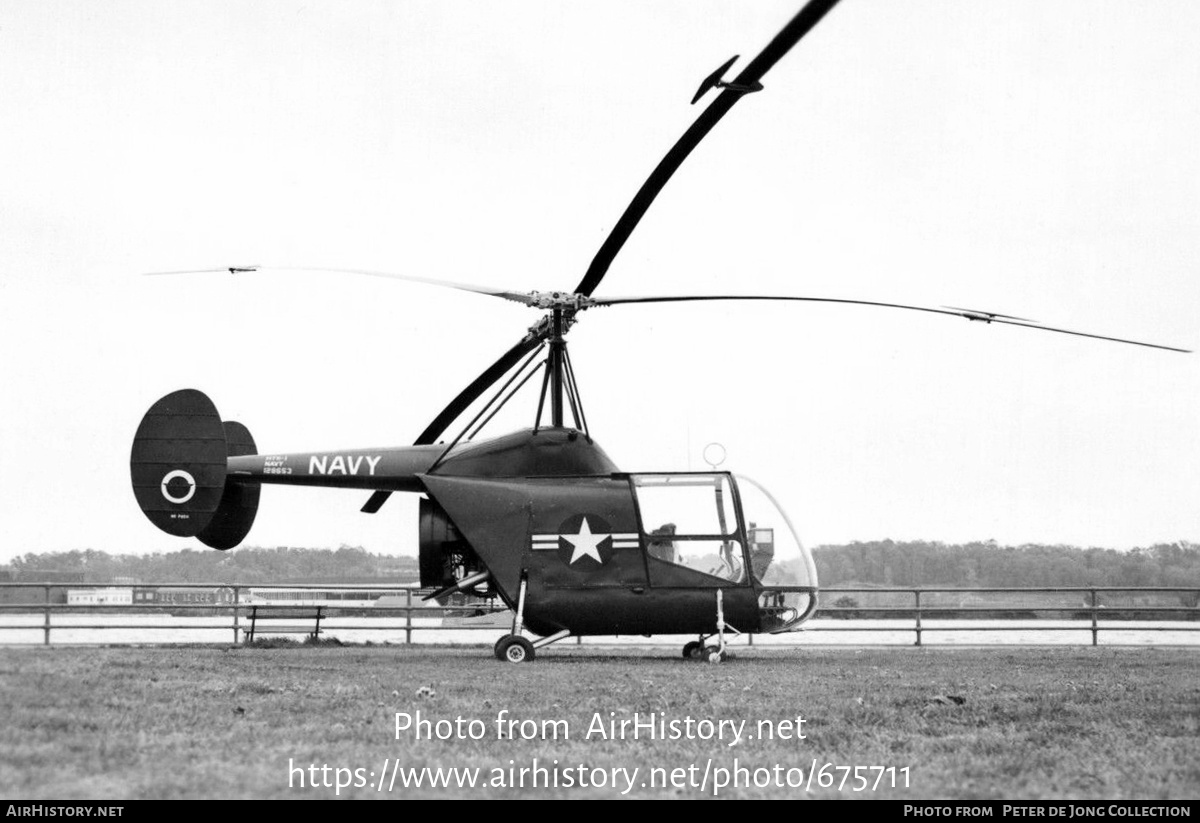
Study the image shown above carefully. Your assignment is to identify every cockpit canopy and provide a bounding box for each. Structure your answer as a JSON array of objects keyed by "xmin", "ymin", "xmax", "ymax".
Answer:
[{"xmin": 630, "ymin": 472, "xmax": 818, "ymax": 631}]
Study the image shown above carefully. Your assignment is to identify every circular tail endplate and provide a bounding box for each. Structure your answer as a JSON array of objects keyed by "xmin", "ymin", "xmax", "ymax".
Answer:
[
  {"xmin": 130, "ymin": 389, "xmax": 227, "ymax": 537},
  {"xmin": 196, "ymin": 421, "xmax": 260, "ymax": 550}
]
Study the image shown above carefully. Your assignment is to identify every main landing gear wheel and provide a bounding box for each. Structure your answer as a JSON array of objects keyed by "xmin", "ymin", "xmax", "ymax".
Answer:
[
  {"xmin": 493, "ymin": 635, "xmax": 509, "ymax": 660},
  {"xmin": 682, "ymin": 640, "xmax": 703, "ymax": 660},
  {"xmin": 703, "ymin": 646, "xmax": 724, "ymax": 664},
  {"xmin": 496, "ymin": 635, "xmax": 536, "ymax": 664}
]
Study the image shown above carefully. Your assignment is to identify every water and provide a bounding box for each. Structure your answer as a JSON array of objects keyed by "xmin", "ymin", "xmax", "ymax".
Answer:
[{"xmin": 0, "ymin": 614, "xmax": 1196, "ymax": 647}]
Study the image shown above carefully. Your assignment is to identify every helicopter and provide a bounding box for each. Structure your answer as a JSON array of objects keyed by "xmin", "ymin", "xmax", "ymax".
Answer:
[{"xmin": 129, "ymin": 0, "xmax": 1188, "ymax": 663}]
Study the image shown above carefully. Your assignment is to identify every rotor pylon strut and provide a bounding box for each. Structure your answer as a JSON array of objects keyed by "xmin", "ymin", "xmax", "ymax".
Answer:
[{"xmin": 533, "ymin": 308, "xmax": 589, "ymax": 437}]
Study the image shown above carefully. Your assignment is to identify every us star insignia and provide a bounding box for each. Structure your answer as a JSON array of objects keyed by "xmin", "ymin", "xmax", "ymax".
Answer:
[
  {"xmin": 562, "ymin": 517, "xmax": 606, "ymax": 565},
  {"xmin": 530, "ymin": 516, "xmax": 638, "ymax": 565}
]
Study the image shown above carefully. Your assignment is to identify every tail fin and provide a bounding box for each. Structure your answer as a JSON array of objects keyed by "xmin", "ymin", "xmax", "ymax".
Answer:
[{"xmin": 130, "ymin": 389, "xmax": 259, "ymax": 550}]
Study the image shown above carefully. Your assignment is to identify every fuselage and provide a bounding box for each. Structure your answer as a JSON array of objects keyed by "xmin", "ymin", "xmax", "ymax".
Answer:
[{"xmin": 131, "ymin": 390, "xmax": 817, "ymax": 639}]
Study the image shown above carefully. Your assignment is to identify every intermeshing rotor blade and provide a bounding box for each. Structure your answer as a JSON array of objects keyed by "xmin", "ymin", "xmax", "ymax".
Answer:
[
  {"xmin": 574, "ymin": 0, "xmax": 843, "ymax": 297},
  {"xmin": 413, "ymin": 332, "xmax": 550, "ymax": 446},
  {"xmin": 585, "ymin": 295, "xmax": 1191, "ymax": 353},
  {"xmin": 277, "ymin": 266, "xmax": 531, "ymax": 304},
  {"xmin": 362, "ymin": 333, "xmax": 548, "ymax": 512},
  {"xmin": 145, "ymin": 265, "xmax": 532, "ymax": 305},
  {"xmin": 142, "ymin": 266, "xmax": 260, "ymax": 275},
  {"xmin": 403, "ymin": 4, "xmax": 846, "ymax": 451}
]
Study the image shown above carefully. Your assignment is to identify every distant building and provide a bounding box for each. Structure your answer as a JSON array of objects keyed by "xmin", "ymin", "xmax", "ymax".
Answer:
[
  {"xmin": 67, "ymin": 587, "xmax": 133, "ymax": 606},
  {"xmin": 133, "ymin": 587, "xmax": 235, "ymax": 605}
]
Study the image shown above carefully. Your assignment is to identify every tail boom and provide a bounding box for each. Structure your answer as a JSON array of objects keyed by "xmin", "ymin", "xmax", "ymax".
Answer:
[{"xmin": 226, "ymin": 447, "xmax": 440, "ymax": 492}]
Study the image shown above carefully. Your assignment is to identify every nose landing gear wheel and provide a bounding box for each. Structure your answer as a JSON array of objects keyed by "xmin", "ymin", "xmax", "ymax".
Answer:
[{"xmin": 496, "ymin": 635, "xmax": 536, "ymax": 663}]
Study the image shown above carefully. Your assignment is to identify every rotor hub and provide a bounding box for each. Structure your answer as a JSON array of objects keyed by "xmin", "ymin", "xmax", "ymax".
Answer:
[{"xmin": 525, "ymin": 291, "xmax": 589, "ymax": 311}]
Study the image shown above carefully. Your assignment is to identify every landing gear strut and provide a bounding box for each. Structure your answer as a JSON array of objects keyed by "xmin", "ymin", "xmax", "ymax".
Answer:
[
  {"xmin": 682, "ymin": 590, "xmax": 739, "ymax": 663},
  {"xmin": 493, "ymin": 576, "xmax": 571, "ymax": 663}
]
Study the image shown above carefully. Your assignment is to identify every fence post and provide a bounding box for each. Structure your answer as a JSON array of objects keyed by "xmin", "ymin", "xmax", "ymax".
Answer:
[
  {"xmin": 914, "ymin": 590, "xmax": 922, "ymax": 647},
  {"xmin": 43, "ymin": 585, "xmax": 51, "ymax": 646},
  {"xmin": 1090, "ymin": 588, "xmax": 1098, "ymax": 647},
  {"xmin": 406, "ymin": 588, "xmax": 413, "ymax": 645},
  {"xmin": 233, "ymin": 586, "xmax": 241, "ymax": 644}
]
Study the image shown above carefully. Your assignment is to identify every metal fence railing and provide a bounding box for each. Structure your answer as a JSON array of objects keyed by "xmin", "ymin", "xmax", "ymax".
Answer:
[
  {"xmin": 811, "ymin": 586, "xmax": 1199, "ymax": 646},
  {"xmin": 0, "ymin": 583, "xmax": 1195, "ymax": 646}
]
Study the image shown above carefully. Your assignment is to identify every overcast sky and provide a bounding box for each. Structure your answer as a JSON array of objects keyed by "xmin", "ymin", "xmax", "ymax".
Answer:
[{"xmin": 1, "ymin": 0, "xmax": 1197, "ymax": 563}]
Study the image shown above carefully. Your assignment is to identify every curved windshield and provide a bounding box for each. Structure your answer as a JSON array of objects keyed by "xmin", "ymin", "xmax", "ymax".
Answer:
[{"xmin": 735, "ymin": 474, "xmax": 819, "ymax": 631}]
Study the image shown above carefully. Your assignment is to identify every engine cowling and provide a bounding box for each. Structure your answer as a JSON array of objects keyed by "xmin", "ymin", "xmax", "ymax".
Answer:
[{"xmin": 418, "ymin": 496, "xmax": 483, "ymax": 589}]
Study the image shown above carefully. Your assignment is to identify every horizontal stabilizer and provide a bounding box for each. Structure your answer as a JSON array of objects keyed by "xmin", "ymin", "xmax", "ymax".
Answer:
[{"xmin": 361, "ymin": 490, "xmax": 392, "ymax": 514}]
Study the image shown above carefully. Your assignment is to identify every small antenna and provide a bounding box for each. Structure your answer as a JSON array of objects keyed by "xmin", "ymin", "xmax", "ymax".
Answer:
[{"xmin": 703, "ymin": 442, "xmax": 727, "ymax": 470}]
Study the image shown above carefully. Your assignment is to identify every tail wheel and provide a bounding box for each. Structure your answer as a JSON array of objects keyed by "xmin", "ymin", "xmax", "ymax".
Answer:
[{"xmin": 496, "ymin": 635, "xmax": 535, "ymax": 664}]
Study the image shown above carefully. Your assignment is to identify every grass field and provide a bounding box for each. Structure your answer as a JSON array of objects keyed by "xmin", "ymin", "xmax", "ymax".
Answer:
[{"xmin": 0, "ymin": 644, "xmax": 1196, "ymax": 799}]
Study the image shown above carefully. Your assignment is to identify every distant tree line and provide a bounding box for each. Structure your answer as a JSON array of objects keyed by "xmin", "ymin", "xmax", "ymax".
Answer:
[
  {"xmin": 812, "ymin": 540, "xmax": 1200, "ymax": 589},
  {"xmin": 1, "ymin": 545, "xmax": 416, "ymax": 584}
]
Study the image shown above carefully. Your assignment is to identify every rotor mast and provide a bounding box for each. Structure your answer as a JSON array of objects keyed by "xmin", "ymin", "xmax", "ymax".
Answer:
[{"xmin": 549, "ymin": 308, "xmax": 565, "ymax": 427}]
